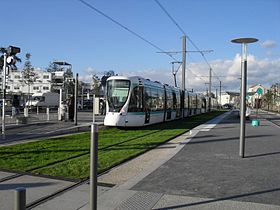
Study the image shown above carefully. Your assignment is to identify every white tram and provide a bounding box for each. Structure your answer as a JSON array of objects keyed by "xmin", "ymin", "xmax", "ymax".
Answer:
[{"xmin": 104, "ymin": 76, "xmax": 215, "ymax": 127}]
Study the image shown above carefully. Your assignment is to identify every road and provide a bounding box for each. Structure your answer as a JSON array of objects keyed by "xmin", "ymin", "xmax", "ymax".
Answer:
[{"xmin": 0, "ymin": 111, "xmax": 105, "ymax": 145}]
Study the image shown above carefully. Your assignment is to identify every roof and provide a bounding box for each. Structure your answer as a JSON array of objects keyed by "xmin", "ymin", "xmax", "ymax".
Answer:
[{"xmin": 224, "ymin": 91, "xmax": 240, "ymax": 96}]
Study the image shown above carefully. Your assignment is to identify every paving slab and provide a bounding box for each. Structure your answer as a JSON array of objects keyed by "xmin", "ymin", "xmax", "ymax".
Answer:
[
  {"xmin": 0, "ymin": 175, "xmax": 74, "ymax": 210},
  {"xmin": 153, "ymin": 194, "xmax": 280, "ymax": 210},
  {"xmin": 0, "ymin": 171, "xmax": 15, "ymax": 180},
  {"xmin": 132, "ymin": 111, "xmax": 280, "ymax": 206},
  {"xmin": 33, "ymin": 184, "xmax": 110, "ymax": 210}
]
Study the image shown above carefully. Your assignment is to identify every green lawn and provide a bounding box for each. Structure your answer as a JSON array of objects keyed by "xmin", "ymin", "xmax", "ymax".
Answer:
[{"xmin": 0, "ymin": 111, "xmax": 224, "ymax": 180}]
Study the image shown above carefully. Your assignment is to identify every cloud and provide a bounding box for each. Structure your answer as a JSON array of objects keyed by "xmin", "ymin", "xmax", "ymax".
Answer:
[
  {"xmin": 185, "ymin": 55, "xmax": 280, "ymax": 92},
  {"xmin": 79, "ymin": 55, "xmax": 280, "ymax": 94},
  {"xmin": 260, "ymin": 40, "xmax": 277, "ymax": 48}
]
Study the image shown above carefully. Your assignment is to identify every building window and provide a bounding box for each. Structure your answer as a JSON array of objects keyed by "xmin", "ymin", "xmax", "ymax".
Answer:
[
  {"xmin": 14, "ymin": 75, "xmax": 21, "ymax": 79},
  {"xmin": 14, "ymin": 87, "xmax": 20, "ymax": 90},
  {"xmin": 43, "ymin": 86, "xmax": 49, "ymax": 90},
  {"xmin": 43, "ymin": 75, "xmax": 50, "ymax": 79},
  {"xmin": 33, "ymin": 87, "xmax": 39, "ymax": 90}
]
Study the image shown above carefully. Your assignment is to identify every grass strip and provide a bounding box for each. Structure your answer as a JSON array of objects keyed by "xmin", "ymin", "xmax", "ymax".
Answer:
[{"xmin": 0, "ymin": 111, "xmax": 225, "ymax": 179}]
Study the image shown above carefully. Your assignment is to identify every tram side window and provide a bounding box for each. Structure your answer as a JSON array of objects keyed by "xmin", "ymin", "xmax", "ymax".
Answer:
[
  {"xmin": 172, "ymin": 92, "xmax": 177, "ymax": 109},
  {"xmin": 184, "ymin": 93, "xmax": 189, "ymax": 109},
  {"xmin": 144, "ymin": 87, "xmax": 152, "ymax": 110},
  {"xmin": 190, "ymin": 96, "xmax": 196, "ymax": 108},
  {"xmin": 193, "ymin": 96, "xmax": 197, "ymax": 108},
  {"xmin": 166, "ymin": 91, "xmax": 173, "ymax": 109},
  {"xmin": 175, "ymin": 92, "xmax": 181, "ymax": 109},
  {"xmin": 197, "ymin": 98, "xmax": 202, "ymax": 108},
  {"xmin": 202, "ymin": 98, "xmax": 206, "ymax": 108},
  {"xmin": 151, "ymin": 88, "xmax": 158, "ymax": 111},
  {"xmin": 128, "ymin": 86, "xmax": 143, "ymax": 112},
  {"xmin": 158, "ymin": 89, "xmax": 164, "ymax": 111}
]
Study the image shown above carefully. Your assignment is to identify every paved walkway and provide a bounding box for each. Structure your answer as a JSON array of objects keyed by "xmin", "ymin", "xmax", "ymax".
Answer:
[{"xmin": 1, "ymin": 110, "xmax": 280, "ymax": 209}]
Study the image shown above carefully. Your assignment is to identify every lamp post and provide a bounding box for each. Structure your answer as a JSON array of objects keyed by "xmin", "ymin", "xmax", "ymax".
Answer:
[
  {"xmin": 231, "ymin": 37, "xmax": 258, "ymax": 158},
  {"xmin": 1, "ymin": 46, "xmax": 21, "ymax": 138},
  {"xmin": 52, "ymin": 61, "xmax": 72, "ymax": 121},
  {"xmin": 2, "ymin": 52, "xmax": 7, "ymax": 138}
]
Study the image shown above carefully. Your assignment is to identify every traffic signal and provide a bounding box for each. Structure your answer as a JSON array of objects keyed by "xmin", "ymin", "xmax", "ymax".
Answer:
[
  {"xmin": 7, "ymin": 46, "xmax": 20, "ymax": 55},
  {"xmin": 6, "ymin": 56, "xmax": 17, "ymax": 65}
]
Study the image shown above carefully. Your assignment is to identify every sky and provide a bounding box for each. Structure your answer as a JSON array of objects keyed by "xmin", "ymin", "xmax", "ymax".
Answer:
[{"xmin": 1, "ymin": 0, "xmax": 280, "ymax": 93}]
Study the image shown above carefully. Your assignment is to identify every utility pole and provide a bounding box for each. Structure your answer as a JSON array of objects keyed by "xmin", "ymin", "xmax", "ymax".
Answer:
[
  {"xmin": 182, "ymin": 35, "xmax": 186, "ymax": 92},
  {"xmin": 74, "ymin": 73, "xmax": 78, "ymax": 126},
  {"xmin": 181, "ymin": 35, "xmax": 186, "ymax": 118},
  {"xmin": 209, "ymin": 68, "xmax": 212, "ymax": 111},
  {"xmin": 212, "ymin": 81, "xmax": 224, "ymax": 109},
  {"xmin": 220, "ymin": 81, "xmax": 222, "ymax": 109}
]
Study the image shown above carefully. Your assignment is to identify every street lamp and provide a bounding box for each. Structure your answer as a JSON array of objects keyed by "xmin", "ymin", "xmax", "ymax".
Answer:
[
  {"xmin": 52, "ymin": 61, "xmax": 72, "ymax": 121},
  {"xmin": 231, "ymin": 37, "xmax": 258, "ymax": 158}
]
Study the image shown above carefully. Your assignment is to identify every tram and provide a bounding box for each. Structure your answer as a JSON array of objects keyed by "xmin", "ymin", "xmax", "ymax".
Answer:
[{"xmin": 104, "ymin": 76, "xmax": 216, "ymax": 127}]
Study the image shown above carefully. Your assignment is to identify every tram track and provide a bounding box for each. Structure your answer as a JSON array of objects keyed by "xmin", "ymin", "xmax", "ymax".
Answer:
[{"xmin": 25, "ymin": 178, "xmax": 90, "ymax": 210}]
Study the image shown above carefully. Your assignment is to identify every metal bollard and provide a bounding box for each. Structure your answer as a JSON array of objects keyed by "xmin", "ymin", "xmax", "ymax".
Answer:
[
  {"xmin": 46, "ymin": 107, "xmax": 50, "ymax": 121},
  {"xmin": 90, "ymin": 123, "xmax": 98, "ymax": 210},
  {"xmin": 24, "ymin": 108, "xmax": 28, "ymax": 117},
  {"xmin": 37, "ymin": 106, "xmax": 39, "ymax": 115},
  {"xmin": 14, "ymin": 187, "xmax": 26, "ymax": 210},
  {"xmin": 58, "ymin": 107, "xmax": 61, "ymax": 121}
]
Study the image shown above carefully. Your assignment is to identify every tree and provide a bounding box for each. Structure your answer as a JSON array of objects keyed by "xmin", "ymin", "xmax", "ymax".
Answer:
[
  {"xmin": 92, "ymin": 74, "xmax": 100, "ymax": 95},
  {"xmin": 46, "ymin": 62, "xmax": 60, "ymax": 72},
  {"xmin": 101, "ymin": 70, "xmax": 115, "ymax": 87},
  {"xmin": 22, "ymin": 53, "xmax": 38, "ymax": 107},
  {"xmin": 65, "ymin": 68, "xmax": 75, "ymax": 97},
  {"xmin": 99, "ymin": 71, "xmax": 115, "ymax": 96},
  {"xmin": 263, "ymin": 90, "xmax": 273, "ymax": 110}
]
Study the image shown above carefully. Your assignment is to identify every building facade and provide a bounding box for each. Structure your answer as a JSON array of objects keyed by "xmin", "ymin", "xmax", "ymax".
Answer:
[
  {"xmin": 0, "ymin": 68, "xmax": 52, "ymax": 99},
  {"xmin": 247, "ymin": 84, "xmax": 267, "ymax": 108},
  {"xmin": 1, "ymin": 68, "xmax": 94, "ymax": 107},
  {"xmin": 220, "ymin": 91, "xmax": 240, "ymax": 107}
]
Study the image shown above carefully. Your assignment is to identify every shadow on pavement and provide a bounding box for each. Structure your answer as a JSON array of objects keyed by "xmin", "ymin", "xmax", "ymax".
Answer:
[
  {"xmin": 0, "ymin": 182, "xmax": 56, "ymax": 190},
  {"xmin": 154, "ymin": 187, "xmax": 280, "ymax": 210}
]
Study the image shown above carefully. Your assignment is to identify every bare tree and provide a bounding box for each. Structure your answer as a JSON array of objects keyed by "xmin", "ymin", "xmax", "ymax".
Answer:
[{"xmin": 22, "ymin": 53, "xmax": 38, "ymax": 107}]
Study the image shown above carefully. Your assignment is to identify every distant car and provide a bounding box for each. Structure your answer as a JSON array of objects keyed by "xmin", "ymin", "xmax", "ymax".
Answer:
[
  {"xmin": 223, "ymin": 103, "xmax": 233, "ymax": 109},
  {"xmin": 83, "ymin": 99, "xmax": 93, "ymax": 109},
  {"xmin": 0, "ymin": 99, "xmax": 13, "ymax": 113}
]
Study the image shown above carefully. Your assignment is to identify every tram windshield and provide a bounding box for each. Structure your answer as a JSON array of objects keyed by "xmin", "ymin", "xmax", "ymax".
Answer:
[{"xmin": 107, "ymin": 80, "xmax": 130, "ymax": 112}]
